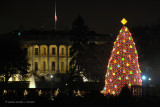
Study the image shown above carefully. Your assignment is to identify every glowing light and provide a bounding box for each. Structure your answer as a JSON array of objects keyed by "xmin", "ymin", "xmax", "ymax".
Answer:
[
  {"xmin": 126, "ymin": 76, "xmax": 128, "ymax": 80},
  {"xmin": 129, "ymin": 84, "xmax": 131, "ymax": 87},
  {"xmin": 133, "ymin": 60, "xmax": 135, "ymax": 63},
  {"xmin": 148, "ymin": 78, "xmax": 151, "ymax": 81},
  {"xmin": 109, "ymin": 78, "xmax": 112, "ymax": 82},
  {"xmin": 126, "ymin": 63, "xmax": 130, "ymax": 66},
  {"xmin": 125, "ymin": 27, "xmax": 128, "ymax": 31},
  {"xmin": 118, "ymin": 77, "xmax": 121, "ymax": 80},
  {"xmin": 29, "ymin": 74, "xmax": 36, "ymax": 88},
  {"xmin": 139, "ymin": 79, "xmax": 142, "ymax": 83},
  {"xmin": 128, "ymin": 55, "xmax": 131, "ymax": 59},
  {"xmin": 108, "ymin": 89, "xmax": 110, "ymax": 93},
  {"xmin": 142, "ymin": 75, "xmax": 146, "ymax": 80},
  {"xmin": 117, "ymin": 64, "xmax": 120, "ymax": 68},
  {"xmin": 117, "ymin": 51, "xmax": 119, "ymax": 54},
  {"xmin": 135, "ymin": 50, "xmax": 137, "ymax": 54},
  {"xmin": 121, "ymin": 18, "xmax": 127, "ymax": 25},
  {"xmin": 18, "ymin": 32, "xmax": 21, "ymax": 36},
  {"xmin": 112, "ymin": 91, "xmax": 115, "ymax": 95},
  {"xmin": 123, "ymin": 39, "xmax": 125, "ymax": 43},
  {"xmin": 105, "ymin": 74, "xmax": 107, "ymax": 77},
  {"xmin": 130, "ymin": 71, "xmax": 133, "ymax": 74},
  {"xmin": 122, "ymin": 58, "xmax": 124, "ymax": 61},
  {"xmin": 130, "ymin": 45, "xmax": 133, "ymax": 48}
]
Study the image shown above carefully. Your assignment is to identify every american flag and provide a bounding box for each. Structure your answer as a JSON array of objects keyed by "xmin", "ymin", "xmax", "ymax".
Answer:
[
  {"xmin": 55, "ymin": 14, "xmax": 57, "ymax": 22},
  {"xmin": 55, "ymin": 1, "xmax": 57, "ymax": 22}
]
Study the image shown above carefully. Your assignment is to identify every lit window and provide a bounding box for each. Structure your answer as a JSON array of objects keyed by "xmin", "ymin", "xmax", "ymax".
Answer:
[
  {"xmin": 61, "ymin": 62, "xmax": 64, "ymax": 71},
  {"xmin": 43, "ymin": 61, "xmax": 46, "ymax": 71},
  {"xmin": 44, "ymin": 48, "xmax": 46, "ymax": 55},
  {"xmin": 52, "ymin": 48, "xmax": 56, "ymax": 55},
  {"xmin": 35, "ymin": 48, "xmax": 38, "ymax": 55},
  {"xmin": 35, "ymin": 62, "xmax": 38, "ymax": 71},
  {"xmin": 52, "ymin": 62, "xmax": 55, "ymax": 71},
  {"xmin": 61, "ymin": 48, "xmax": 64, "ymax": 55}
]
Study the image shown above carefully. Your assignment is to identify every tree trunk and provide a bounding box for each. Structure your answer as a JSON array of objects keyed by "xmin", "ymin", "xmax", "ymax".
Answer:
[{"xmin": 5, "ymin": 74, "xmax": 10, "ymax": 83}]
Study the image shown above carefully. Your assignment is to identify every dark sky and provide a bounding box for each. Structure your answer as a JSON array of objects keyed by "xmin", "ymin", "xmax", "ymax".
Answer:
[{"xmin": 0, "ymin": 0, "xmax": 160, "ymax": 34}]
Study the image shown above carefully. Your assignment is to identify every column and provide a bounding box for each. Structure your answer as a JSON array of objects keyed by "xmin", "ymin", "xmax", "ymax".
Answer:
[
  {"xmin": 57, "ymin": 45, "xmax": 59, "ymax": 73},
  {"xmin": 38, "ymin": 45, "xmax": 41, "ymax": 73},
  {"xmin": 47, "ymin": 45, "xmax": 50, "ymax": 73},
  {"xmin": 66, "ymin": 45, "xmax": 68, "ymax": 73},
  {"xmin": 32, "ymin": 45, "xmax": 34, "ymax": 73}
]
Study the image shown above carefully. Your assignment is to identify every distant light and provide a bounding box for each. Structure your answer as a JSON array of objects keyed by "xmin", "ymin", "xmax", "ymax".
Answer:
[
  {"xmin": 148, "ymin": 78, "xmax": 151, "ymax": 81},
  {"xmin": 83, "ymin": 77, "xmax": 88, "ymax": 82},
  {"xmin": 18, "ymin": 32, "xmax": 21, "ymax": 36},
  {"xmin": 142, "ymin": 75, "xmax": 146, "ymax": 80},
  {"xmin": 51, "ymin": 75, "xmax": 53, "ymax": 78},
  {"xmin": 66, "ymin": 83, "xmax": 68, "ymax": 86}
]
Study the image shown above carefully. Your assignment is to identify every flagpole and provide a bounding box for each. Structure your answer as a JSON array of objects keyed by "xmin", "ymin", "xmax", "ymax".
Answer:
[{"xmin": 55, "ymin": 1, "xmax": 56, "ymax": 31}]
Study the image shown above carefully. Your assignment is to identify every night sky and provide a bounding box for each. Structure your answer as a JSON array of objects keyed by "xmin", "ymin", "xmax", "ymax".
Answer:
[{"xmin": 0, "ymin": 0, "xmax": 160, "ymax": 34}]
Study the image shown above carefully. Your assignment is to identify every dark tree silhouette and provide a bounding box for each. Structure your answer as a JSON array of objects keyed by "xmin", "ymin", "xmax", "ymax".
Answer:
[
  {"xmin": 131, "ymin": 23, "xmax": 160, "ymax": 83},
  {"xmin": 0, "ymin": 34, "xmax": 30, "ymax": 83},
  {"xmin": 70, "ymin": 15, "xmax": 89, "ymax": 35},
  {"xmin": 69, "ymin": 15, "xmax": 89, "ymax": 84},
  {"xmin": 82, "ymin": 42, "xmax": 109, "ymax": 82},
  {"xmin": 119, "ymin": 84, "xmax": 131, "ymax": 97}
]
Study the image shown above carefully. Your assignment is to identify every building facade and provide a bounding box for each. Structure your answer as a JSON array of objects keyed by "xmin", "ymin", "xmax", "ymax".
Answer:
[
  {"xmin": 24, "ymin": 44, "xmax": 71, "ymax": 75},
  {"xmin": 7, "ymin": 30, "xmax": 109, "ymax": 81}
]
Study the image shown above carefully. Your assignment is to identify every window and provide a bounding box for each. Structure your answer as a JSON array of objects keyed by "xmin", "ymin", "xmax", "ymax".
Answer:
[
  {"xmin": 35, "ymin": 62, "xmax": 38, "ymax": 71},
  {"xmin": 52, "ymin": 48, "xmax": 55, "ymax": 55},
  {"xmin": 52, "ymin": 62, "xmax": 55, "ymax": 71},
  {"xmin": 44, "ymin": 48, "xmax": 46, "ymax": 55},
  {"xmin": 61, "ymin": 48, "xmax": 64, "ymax": 55},
  {"xmin": 35, "ymin": 48, "xmax": 38, "ymax": 55},
  {"xmin": 43, "ymin": 61, "xmax": 46, "ymax": 71},
  {"xmin": 61, "ymin": 62, "xmax": 64, "ymax": 71}
]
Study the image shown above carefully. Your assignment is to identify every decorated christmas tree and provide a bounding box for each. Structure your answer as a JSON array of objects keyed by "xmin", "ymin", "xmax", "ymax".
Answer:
[{"xmin": 101, "ymin": 18, "xmax": 142, "ymax": 95}]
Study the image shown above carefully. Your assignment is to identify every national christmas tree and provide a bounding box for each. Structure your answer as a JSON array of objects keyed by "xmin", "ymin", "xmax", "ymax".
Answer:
[{"xmin": 101, "ymin": 18, "xmax": 142, "ymax": 95}]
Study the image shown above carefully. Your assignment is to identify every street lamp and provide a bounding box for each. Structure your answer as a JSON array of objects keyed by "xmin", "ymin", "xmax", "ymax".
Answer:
[
  {"xmin": 51, "ymin": 75, "xmax": 53, "ymax": 78},
  {"xmin": 148, "ymin": 78, "xmax": 151, "ymax": 81},
  {"xmin": 50, "ymin": 75, "xmax": 54, "ymax": 100},
  {"xmin": 142, "ymin": 75, "xmax": 152, "ymax": 86},
  {"xmin": 142, "ymin": 75, "xmax": 146, "ymax": 80}
]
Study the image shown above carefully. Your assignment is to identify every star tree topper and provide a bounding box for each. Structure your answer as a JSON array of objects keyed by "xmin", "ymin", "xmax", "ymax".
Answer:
[{"xmin": 121, "ymin": 18, "xmax": 127, "ymax": 25}]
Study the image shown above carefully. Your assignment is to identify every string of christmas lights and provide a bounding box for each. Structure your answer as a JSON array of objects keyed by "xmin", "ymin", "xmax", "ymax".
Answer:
[{"xmin": 101, "ymin": 18, "xmax": 142, "ymax": 95}]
